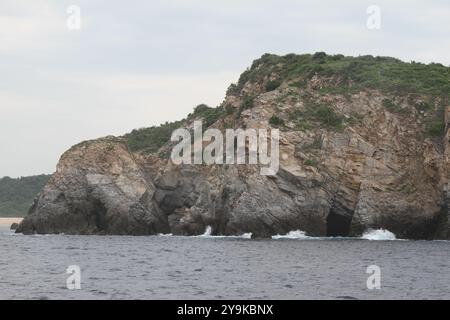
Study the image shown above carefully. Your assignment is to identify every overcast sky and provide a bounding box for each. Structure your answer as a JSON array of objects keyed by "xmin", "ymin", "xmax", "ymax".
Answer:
[{"xmin": 1, "ymin": 0, "xmax": 449, "ymax": 177}]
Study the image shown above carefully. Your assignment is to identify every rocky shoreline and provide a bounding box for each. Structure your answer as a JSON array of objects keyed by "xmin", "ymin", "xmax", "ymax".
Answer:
[{"xmin": 16, "ymin": 53, "xmax": 450, "ymax": 239}]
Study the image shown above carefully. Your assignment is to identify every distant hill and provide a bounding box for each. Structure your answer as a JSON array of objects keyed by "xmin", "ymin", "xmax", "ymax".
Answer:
[{"xmin": 0, "ymin": 175, "xmax": 51, "ymax": 217}]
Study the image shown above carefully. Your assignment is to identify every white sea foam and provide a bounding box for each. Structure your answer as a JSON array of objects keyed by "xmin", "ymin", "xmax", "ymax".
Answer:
[
  {"xmin": 241, "ymin": 233, "xmax": 253, "ymax": 239},
  {"xmin": 154, "ymin": 226, "xmax": 252, "ymax": 239},
  {"xmin": 272, "ymin": 230, "xmax": 310, "ymax": 240},
  {"xmin": 156, "ymin": 227, "xmax": 400, "ymax": 241},
  {"xmin": 361, "ymin": 229, "xmax": 397, "ymax": 241},
  {"xmin": 195, "ymin": 226, "xmax": 252, "ymax": 239},
  {"xmin": 201, "ymin": 225, "xmax": 212, "ymax": 237}
]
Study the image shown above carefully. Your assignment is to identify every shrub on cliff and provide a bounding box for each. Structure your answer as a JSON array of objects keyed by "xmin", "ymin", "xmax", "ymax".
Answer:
[
  {"xmin": 241, "ymin": 96, "xmax": 255, "ymax": 110},
  {"xmin": 125, "ymin": 104, "xmax": 228, "ymax": 153},
  {"xmin": 190, "ymin": 104, "xmax": 227, "ymax": 127},
  {"xmin": 269, "ymin": 115, "xmax": 285, "ymax": 127},
  {"xmin": 265, "ymin": 80, "xmax": 282, "ymax": 92},
  {"xmin": 125, "ymin": 120, "xmax": 184, "ymax": 153},
  {"xmin": 233, "ymin": 53, "xmax": 450, "ymax": 98}
]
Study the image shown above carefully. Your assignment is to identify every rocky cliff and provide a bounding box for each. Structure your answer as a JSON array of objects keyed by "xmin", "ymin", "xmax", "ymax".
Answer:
[{"xmin": 17, "ymin": 53, "xmax": 450, "ymax": 239}]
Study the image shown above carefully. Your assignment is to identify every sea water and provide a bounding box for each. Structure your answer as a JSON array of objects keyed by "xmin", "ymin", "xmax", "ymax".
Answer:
[{"xmin": 0, "ymin": 226, "xmax": 448, "ymax": 300}]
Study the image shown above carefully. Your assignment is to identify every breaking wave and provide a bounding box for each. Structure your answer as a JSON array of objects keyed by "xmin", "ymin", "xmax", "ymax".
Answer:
[
  {"xmin": 272, "ymin": 230, "xmax": 310, "ymax": 240},
  {"xmin": 361, "ymin": 229, "xmax": 397, "ymax": 241},
  {"xmin": 156, "ymin": 227, "xmax": 399, "ymax": 241},
  {"xmin": 155, "ymin": 228, "xmax": 252, "ymax": 239},
  {"xmin": 272, "ymin": 229, "xmax": 399, "ymax": 241},
  {"xmin": 202, "ymin": 225, "xmax": 212, "ymax": 236},
  {"xmin": 195, "ymin": 226, "xmax": 253, "ymax": 239}
]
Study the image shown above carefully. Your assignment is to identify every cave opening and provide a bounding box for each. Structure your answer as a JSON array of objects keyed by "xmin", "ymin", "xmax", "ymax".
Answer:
[
  {"xmin": 326, "ymin": 212, "xmax": 352, "ymax": 237},
  {"xmin": 92, "ymin": 199, "xmax": 108, "ymax": 232}
]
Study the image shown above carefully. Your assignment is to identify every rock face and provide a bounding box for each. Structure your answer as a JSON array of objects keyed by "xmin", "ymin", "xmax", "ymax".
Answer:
[
  {"xmin": 10, "ymin": 223, "xmax": 19, "ymax": 230},
  {"xmin": 17, "ymin": 138, "xmax": 169, "ymax": 235},
  {"xmin": 17, "ymin": 53, "xmax": 450, "ymax": 239}
]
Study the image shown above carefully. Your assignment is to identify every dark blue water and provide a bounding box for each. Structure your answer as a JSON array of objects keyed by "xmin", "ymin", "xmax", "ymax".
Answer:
[{"xmin": 0, "ymin": 226, "xmax": 449, "ymax": 299}]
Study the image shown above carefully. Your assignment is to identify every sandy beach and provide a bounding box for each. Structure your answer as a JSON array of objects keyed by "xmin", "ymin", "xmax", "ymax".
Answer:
[{"xmin": 0, "ymin": 217, "xmax": 23, "ymax": 227}]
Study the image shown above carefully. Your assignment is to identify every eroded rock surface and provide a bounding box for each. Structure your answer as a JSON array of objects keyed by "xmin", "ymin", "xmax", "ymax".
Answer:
[{"xmin": 17, "ymin": 54, "xmax": 450, "ymax": 239}]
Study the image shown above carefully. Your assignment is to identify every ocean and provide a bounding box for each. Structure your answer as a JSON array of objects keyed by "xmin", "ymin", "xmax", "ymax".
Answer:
[{"xmin": 0, "ymin": 226, "xmax": 448, "ymax": 300}]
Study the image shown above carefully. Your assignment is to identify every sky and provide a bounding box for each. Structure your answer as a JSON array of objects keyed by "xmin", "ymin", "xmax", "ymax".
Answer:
[{"xmin": 1, "ymin": 0, "xmax": 449, "ymax": 178}]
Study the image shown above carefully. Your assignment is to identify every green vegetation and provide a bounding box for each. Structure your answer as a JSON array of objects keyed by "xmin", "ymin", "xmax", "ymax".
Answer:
[
  {"xmin": 230, "ymin": 52, "xmax": 450, "ymax": 137},
  {"xmin": 235, "ymin": 95, "xmax": 255, "ymax": 119},
  {"xmin": 241, "ymin": 96, "xmax": 255, "ymax": 110},
  {"xmin": 290, "ymin": 101, "xmax": 343, "ymax": 130},
  {"xmin": 125, "ymin": 120, "xmax": 185, "ymax": 154},
  {"xmin": 265, "ymin": 79, "xmax": 282, "ymax": 92},
  {"xmin": 304, "ymin": 159, "xmax": 318, "ymax": 167},
  {"xmin": 189, "ymin": 104, "xmax": 227, "ymax": 127},
  {"xmin": 425, "ymin": 102, "xmax": 446, "ymax": 137},
  {"xmin": 294, "ymin": 122, "xmax": 313, "ymax": 131},
  {"xmin": 226, "ymin": 83, "xmax": 239, "ymax": 96},
  {"xmin": 126, "ymin": 53, "xmax": 450, "ymax": 153},
  {"xmin": 192, "ymin": 103, "xmax": 210, "ymax": 114},
  {"xmin": 269, "ymin": 115, "xmax": 285, "ymax": 127},
  {"xmin": 313, "ymin": 105, "xmax": 343, "ymax": 128},
  {"xmin": 232, "ymin": 52, "xmax": 450, "ymax": 98},
  {"xmin": 125, "ymin": 104, "xmax": 228, "ymax": 154},
  {"xmin": 0, "ymin": 175, "xmax": 51, "ymax": 217}
]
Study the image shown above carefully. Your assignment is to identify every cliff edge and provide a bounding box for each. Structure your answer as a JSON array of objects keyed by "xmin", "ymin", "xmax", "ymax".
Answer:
[{"xmin": 17, "ymin": 53, "xmax": 450, "ymax": 239}]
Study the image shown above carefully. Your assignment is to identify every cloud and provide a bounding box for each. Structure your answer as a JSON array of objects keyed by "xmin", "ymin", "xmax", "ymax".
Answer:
[{"xmin": 0, "ymin": 70, "xmax": 238, "ymax": 177}]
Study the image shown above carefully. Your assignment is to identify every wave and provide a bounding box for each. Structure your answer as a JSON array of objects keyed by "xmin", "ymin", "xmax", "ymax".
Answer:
[
  {"xmin": 361, "ymin": 229, "xmax": 397, "ymax": 240},
  {"xmin": 272, "ymin": 230, "xmax": 361, "ymax": 240},
  {"xmin": 201, "ymin": 225, "xmax": 212, "ymax": 237},
  {"xmin": 193, "ymin": 226, "xmax": 253, "ymax": 239},
  {"xmin": 8, "ymin": 227, "xmax": 399, "ymax": 241},
  {"xmin": 272, "ymin": 229, "xmax": 399, "ymax": 241},
  {"xmin": 272, "ymin": 230, "xmax": 310, "ymax": 240}
]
